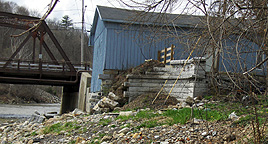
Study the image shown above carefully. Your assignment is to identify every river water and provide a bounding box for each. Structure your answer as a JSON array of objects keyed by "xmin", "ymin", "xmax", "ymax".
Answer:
[{"xmin": 0, "ymin": 103, "xmax": 60, "ymax": 119}]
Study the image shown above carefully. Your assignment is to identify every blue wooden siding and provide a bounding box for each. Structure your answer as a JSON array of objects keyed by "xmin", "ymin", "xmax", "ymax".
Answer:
[
  {"xmin": 218, "ymin": 37, "xmax": 265, "ymax": 75},
  {"xmin": 104, "ymin": 22, "xmax": 192, "ymax": 70},
  {"xmin": 90, "ymin": 18, "xmax": 107, "ymax": 92}
]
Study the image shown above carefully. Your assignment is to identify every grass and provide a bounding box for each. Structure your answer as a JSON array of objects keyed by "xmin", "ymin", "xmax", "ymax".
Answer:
[
  {"xmin": 98, "ymin": 133, "xmax": 106, "ymax": 138},
  {"xmin": 31, "ymin": 131, "xmax": 38, "ymax": 136},
  {"xmin": 163, "ymin": 108, "xmax": 228, "ymax": 125},
  {"xmin": 43, "ymin": 121, "xmax": 81, "ymax": 134},
  {"xmin": 136, "ymin": 120, "xmax": 159, "ymax": 129},
  {"xmin": 69, "ymin": 140, "xmax": 76, "ymax": 144},
  {"xmin": 98, "ymin": 118, "xmax": 112, "ymax": 126},
  {"xmin": 116, "ymin": 108, "xmax": 229, "ymax": 129},
  {"xmin": 134, "ymin": 110, "xmax": 159, "ymax": 120},
  {"xmin": 163, "ymin": 109, "xmax": 191, "ymax": 125},
  {"xmin": 116, "ymin": 115, "xmax": 134, "ymax": 121}
]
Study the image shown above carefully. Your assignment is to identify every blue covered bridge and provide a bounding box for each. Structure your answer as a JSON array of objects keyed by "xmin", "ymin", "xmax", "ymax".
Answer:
[{"xmin": 89, "ymin": 6, "xmax": 264, "ymax": 92}]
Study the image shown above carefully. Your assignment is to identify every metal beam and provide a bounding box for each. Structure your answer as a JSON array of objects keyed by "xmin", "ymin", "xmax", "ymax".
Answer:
[
  {"xmin": 0, "ymin": 22, "xmax": 30, "ymax": 30},
  {"xmin": 3, "ymin": 33, "xmax": 32, "ymax": 68},
  {"xmin": 41, "ymin": 21, "xmax": 76, "ymax": 72},
  {"xmin": 0, "ymin": 11, "xmax": 39, "ymax": 21},
  {"xmin": 37, "ymin": 36, "xmax": 59, "ymax": 65}
]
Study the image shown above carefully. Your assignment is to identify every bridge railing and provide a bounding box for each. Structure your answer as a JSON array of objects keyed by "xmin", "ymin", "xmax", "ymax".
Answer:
[{"xmin": 0, "ymin": 59, "xmax": 91, "ymax": 73}]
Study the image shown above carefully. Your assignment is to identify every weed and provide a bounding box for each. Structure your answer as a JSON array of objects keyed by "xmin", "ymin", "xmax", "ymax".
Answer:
[
  {"xmin": 31, "ymin": 131, "xmax": 38, "ymax": 136},
  {"xmin": 69, "ymin": 140, "xmax": 76, "ymax": 144},
  {"xmin": 116, "ymin": 115, "xmax": 134, "ymax": 121},
  {"xmin": 137, "ymin": 120, "xmax": 159, "ymax": 129},
  {"xmin": 163, "ymin": 108, "xmax": 228, "ymax": 125},
  {"xmin": 163, "ymin": 108, "xmax": 191, "ymax": 125},
  {"xmin": 98, "ymin": 118, "xmax": 112, "ymax": 126},
  {"xmin": 43, "ymin": 123, "xmax": 62, "ymax": 134},
  {"xmin": 203, "ymin": 95, "xmax": 213, "ymax": 100},
  {"xmin": 98, "ymin": 133, "xmax": 106, "ymax": 138},
  {"xmin": 134, "ymin": 110, "xmax": 159, "ymax": 120},
  {"xmin": 43, "ymin": 121, "xmax": 81, "ymax": 134}
]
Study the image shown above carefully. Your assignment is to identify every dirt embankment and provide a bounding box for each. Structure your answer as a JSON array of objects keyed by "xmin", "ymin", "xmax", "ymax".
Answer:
[{"xmin": 0, "ymin": 84, "xmax": 61, "ymax": 104}]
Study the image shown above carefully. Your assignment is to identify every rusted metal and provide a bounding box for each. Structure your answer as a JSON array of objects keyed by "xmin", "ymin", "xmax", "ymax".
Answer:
[
  {"xmin": 3, "ymin": 33, "xmax": 32, "ymax": 68},
  {"xmin": 0, "ymin": 11, "xmax": 83, "ymax": 86},
  {"xmin": 0, "ymin": 70, "xmax": 89, "ymax": 86},
  {"xmin": 32, "ymin": 33, "xmax": 36, "ymax": 63},
  {"xmin": 41, "ymin": 22, "xmax": 76, "ymax": 72},
  {"xmin": 37, "ymin": 36, "xmax": 59, "ymax": 65}
]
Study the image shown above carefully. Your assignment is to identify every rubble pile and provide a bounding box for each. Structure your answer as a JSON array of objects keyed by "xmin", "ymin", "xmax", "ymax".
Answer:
[{"xmin": 91, "ymin": 60, "xmax": 182, "ymax": 113}]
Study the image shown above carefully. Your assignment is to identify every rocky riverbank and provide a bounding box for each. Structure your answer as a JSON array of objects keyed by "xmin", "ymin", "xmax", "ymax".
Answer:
[{"xmin": 1, "ymin": 107, "xmax": 266, "ymax": 144}]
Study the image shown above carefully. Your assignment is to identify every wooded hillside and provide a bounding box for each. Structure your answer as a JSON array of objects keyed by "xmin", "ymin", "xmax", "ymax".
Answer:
[
  {"xmin": 0, "ymin": 0, "xmax": 92, "ymax": 103},
  {"xmin": 0, "ymin": 0, "xmax": 93, "ymax": 65}
]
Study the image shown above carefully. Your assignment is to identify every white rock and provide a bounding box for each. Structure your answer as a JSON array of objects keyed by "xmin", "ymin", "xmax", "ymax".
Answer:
[
  {"xmin": 212, "ymin": 131, "xmax": 217, "ymax": 136},
  {"xmin": 22, "ymin": 121, "xmax": 29, "ymax": 126},
  {"xmin": 196, "ymin": 103, "xmax": 204, "ymax": 107},
  {"xmin": 3, "ymin": 127, "xmax": 12, "ymax": 133},
  {"xmin": 193, "ymin": 118, "xmax": 204, "ymax": 124},
  {"xmin": 72, "ymin": 108, "xmax": 85, "ymax": 116},
  {"xmin": 119, "ymin": 111, "xmax": 134, "ymax": 117},
  {"xmin": 118, "ymin": 127, "xmax": 130, "ymax": 134},
  {"xmin": 201, "ymin": 132, "xmax": 208, "ymax": 136},
  {"xmin": 228, "ymin": 111, "xmax": 239, "ymax": 120}
]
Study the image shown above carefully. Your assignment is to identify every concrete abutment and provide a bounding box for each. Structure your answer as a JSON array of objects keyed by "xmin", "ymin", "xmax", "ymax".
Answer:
[{"xmin": 60, "ymin": 72, "xmax": 91, "ymax": 114}]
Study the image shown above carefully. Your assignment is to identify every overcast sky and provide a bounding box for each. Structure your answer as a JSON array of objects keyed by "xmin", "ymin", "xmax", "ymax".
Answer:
[{"xmin": 3, "ymin": 0, "xmax": 124, "ymax": 30}]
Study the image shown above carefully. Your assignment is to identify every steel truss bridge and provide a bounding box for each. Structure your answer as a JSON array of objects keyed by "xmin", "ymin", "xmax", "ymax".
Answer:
[{"xmin": 0, "ymin": 11, "xmax": 90, "ymax": 86}]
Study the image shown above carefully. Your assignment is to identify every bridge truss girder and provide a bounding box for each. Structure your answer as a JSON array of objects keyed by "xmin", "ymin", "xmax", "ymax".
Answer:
[{"xmin": 0, "ymin": 11, "xmax": 81, "ymax": 86}]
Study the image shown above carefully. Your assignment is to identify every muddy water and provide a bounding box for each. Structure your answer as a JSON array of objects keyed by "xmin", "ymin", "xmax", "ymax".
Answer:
[{"xmin": 0, "ymin": 103, "xmax": 60, "ymax": 119}]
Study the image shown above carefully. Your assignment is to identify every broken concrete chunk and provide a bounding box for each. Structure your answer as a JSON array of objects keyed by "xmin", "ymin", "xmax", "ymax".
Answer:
[
  {"xmin": 37, "ymin": 116, "xmax": 46, "ymax": 123},
  {"xmin": 108, "ymin": 92, "xmax": 121, "ymax": 101},
  {"xmin": 93, "ymin": 104, "xmax": 101, "ymax": 112},
  {"xmin": 101, "ymin": 97, "xmax": 119, "ymax": 109}
]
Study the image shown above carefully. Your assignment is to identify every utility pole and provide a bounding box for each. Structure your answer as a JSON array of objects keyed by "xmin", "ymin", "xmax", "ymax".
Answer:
[{"xmin": 81, "ymin": 0, "xmax": 85, "ymax": 65}]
